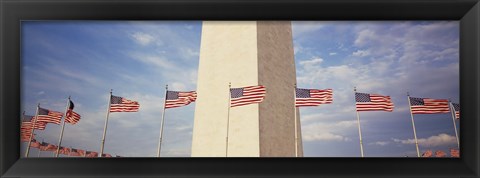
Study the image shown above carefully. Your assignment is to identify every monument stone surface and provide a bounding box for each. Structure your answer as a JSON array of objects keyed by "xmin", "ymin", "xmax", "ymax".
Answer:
[{"xmin": 191, "ymin": 21, "xmax": 303, "ymax": 157}]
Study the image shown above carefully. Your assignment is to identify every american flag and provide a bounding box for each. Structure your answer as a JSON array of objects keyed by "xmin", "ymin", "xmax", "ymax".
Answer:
[
  {"xmin": 230, "ymin": 85, "xmax": 266, "ymax": 107},
  {"xmin": 36, "ymin": 107, "xmax": 63, "ymax": 125},
  {"xmin": 110, "ymin": 95, "xmax": 140, "ymax": 112},
  {"xmin": 21, "ymin": 121, "xmax": 46, "ymax": 130},
  {"xmin": 450, "ymin": 148, "xmax": 460, "ymax": 157},
  {"xmin": 70, "ymin": 148, "xmax": 81, "ymax": 156},
  {"xmin": 295, "ymin": 88, "xmax": 333, "ymax": 107},
  {"xmin": 65, "ymin": 100, "xmax": 81, "ymax": 124},
  {"xmin": 85, "ymin": 151, "xmax": 98, "ymax": 157},
  {"xmin": 39, "ymin": 142, "xmax": 49, "ymax": 151},
  {"xmin": 102, "ymin": 153, "xmax": 112, "ymax": 157},
  {"xmin": 40, "ymin": 142, "xmax": 57, "ymax": 151},
  {"xmin": 20, "ymin": 130, "xmax": 34, "ymax": 142},
  {"xmin": 29, "ymin": 139, "xmax": 41, "ymax": 148},
  {"xmin": 435, "ymin": 150, "xmax": 446, "ymax": 157},
  {"xmin": 451, "ymin": 103, "xmax": 460, "ymax": 119},
  {"xmin": 409, "ymin": 97, "xmax": 450, "ymax": 114},
  {"xmin": 421, "ymin": 150, "xmax": 433, "ymax": 157},
  {"xmin": 77, "ymin": 149, "xmax": 86, "ymax": 157},
  {"xmin": 58, "ymin": 146, "xmax": 71, "ymax": 155},
  {"xmin": 21, "ymin": 115, "xmax": 47, "ymax": 130},
  {"xmin": 355, "ymin": 93, "xmax": 394, "ymax": 112},
  {"xmin": 165, "ymin": 91, "xmax": 197, "ymax": 109}
]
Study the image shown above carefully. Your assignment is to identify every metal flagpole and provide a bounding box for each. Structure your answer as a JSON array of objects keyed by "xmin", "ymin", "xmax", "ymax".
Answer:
[
  {"xmin": 25, "ymin": 103, "xmax": 40, "ymax": 157},
  {"xmin": 157, "ymin": 85, "xmax": 168, "ymax": 157},
  {"xmin": 37, "ymin": 138, "xmax": 44, "ymax": 157},
  {"xmin": 100, "ymin": 89, "xmax": 113, "ymax": 157},
  {"xmin": 293, "ymin": 84, "xmax": 298, "ymax": 157},
  {"xmin": 55, "ymin": 96, "xmax": 70, "ymax": 157},
  {"xmin": 449, "ymin": 101, "xmax": 460, "ymax": 148},
  {"xmin": 226, "ymin": 82, "xmax": 231, "ymax": 157},
  {"xmin": 353, "ymin": 87, "xmax": 365, "ymax": 157},
  {"xmin": 407, "ymin": 92, "xmax": 420, "ymax": 157}
]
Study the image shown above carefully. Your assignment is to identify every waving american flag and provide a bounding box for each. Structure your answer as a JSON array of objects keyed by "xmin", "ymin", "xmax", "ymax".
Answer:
[
  {"xmin": 165, "ymin": 91, "xmax": 197, "ymax": 109},
  {"xmin": 295, "ymin": 88, "xmax": 333, "ymax": 107},
  {"xmin": 110, "ymin": 95, "xmax": 140, "ymax": 112},
  {"xmin": 355, "ymin": 92, "xmax": 394, "ymax": 112},
  {"xmin": 230, "ymin": 85, "xmax": 266, "ymax": 107},
  {"xmin": 409, "ymin": 97, "xmax": 449, "ymax": 114}
]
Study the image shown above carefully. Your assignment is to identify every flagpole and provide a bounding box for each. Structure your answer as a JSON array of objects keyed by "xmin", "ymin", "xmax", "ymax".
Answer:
[
  {"xmin": 353, "ymin": 87, "xmax": 365, "ymax": 157},
  {"xmin": 25, "ymin": 103, "xmax": 40, "ymax": 157},
  {"xmin": 449, "ymin": 101, "xmax": 460, "ymax": 148},
  {"xmin": 100, "ymin": 89, "xmax": 112, "ymax": 157},
  {"xmin": 226, "ymin": 82, "xmax": 231, "ymax": 157},
  {"xmin": 38, "ymin": 138, "xmax": 44, "ymax": 157},
  {"xmin": 55, "ymin": 96, "xmax": 70, "ymax": 157},
  {"xmin": 293, "ymin": 84, "xmax": 298, "ymax": 157},
  {"xmin": 157, "ymin": 85, "xmax": 168, "ymax": 157},
  {"xmin": 407, "ymin": 92, "xmax": 420, "ymax": 157}
]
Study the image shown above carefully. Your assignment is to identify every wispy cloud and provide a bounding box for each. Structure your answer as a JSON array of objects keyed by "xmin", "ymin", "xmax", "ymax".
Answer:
[
  {"xmin": 352, "ymin": 50, "xmax": 370, "ymax": 57},
  {"xmin": 369, "ymin": 141, "xmax": 390, "ymax": 146},
  {"xmin": 131, "ymin": 32, "xmax": 155, "ymax": 46},
  {"xmin": 302, "ymin": 120, "xmax": 357, "ymax": 142},
  {"xmin": 392, "ymin": 133, "xmax": 457, "ymax": 147}
]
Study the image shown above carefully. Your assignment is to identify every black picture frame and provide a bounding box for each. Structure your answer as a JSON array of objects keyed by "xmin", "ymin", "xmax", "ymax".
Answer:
[{"xmin": 1, "ymin": 0, "xmax": 479, "ymax": 177}]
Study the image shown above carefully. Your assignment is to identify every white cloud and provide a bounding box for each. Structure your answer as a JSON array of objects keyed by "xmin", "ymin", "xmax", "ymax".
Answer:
[
  {"xmin": 354, "ymin": 29, "xmax": 376, "ymax": 47},
  {"xmin": 299, "ymin": 57, "xmax": 323, "ymax": 67},
  {"xmin": 180, "ymin": 47, "xmax": 200, "ymax": 59},
  {"xmin": 131, "ymin": 32, "xmax": 155, "ymax": 46},
  {"xmin": 329, "ymin": 52, "xmax": 337, "ymax": 56},
  {"xmin": 171, "ymin": 82, "xmax": 187, "ymax": 91},
  {"xmin": 392, "ymin": 133, "xmax": 457, "ymax": 147},
  {"xmin": 129, "ymin": 53, "xmax": 174, "ymax": 69},
  {"xmin": 352, "ymin": 50, "xmax": 370, "ymax": 57},
  {"xmin": 302, "ymin": 120, "xmax": 357, "ymax": 142},
  {"xmin": 303, "ymin": 132, "xmax": 349, "ymax": 142},
  {"xmin": 370, "ymin": 141, "xmax": 389, "ymax": 146}
]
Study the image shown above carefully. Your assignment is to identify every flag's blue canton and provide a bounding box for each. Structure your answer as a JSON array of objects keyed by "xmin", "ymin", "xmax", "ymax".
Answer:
[
  {"xmin": 296, "ymin": 88, "xmax": 311, "ymax": 98},
  {"xmin": 22, "ymin": 115, "xmax": 34, "ymax": 122},
  {"xmin": 38, "ymin": 107, "xmax": 49, "ymax": 115},
  {"xmin": 40, "ymin": 142, "xmax": 48, "ymax": 147},
  {"xmin": 452, "ymin": 103, "xmax": 460, "ymax": 111},
  {"xmin": 69, "ymin": 100, "xmax": 75, "ymax": 110},
  {"xmin": 410, "ymin": 97, "xmax": 424, "ymax": 105},
  {"xmin": 166, "ymin": 91, "xmax": 179, "ymax": 100},
  {"xmin": 355, "ymin": 93, "xmax": 371, "ymax": 102},
  {"xmin": 230, "ymin": 88, "xmax": 244, "ymax": 98},
  {"xmin": 111, "ymin": 95, "xmax": 123, "ymax": 104}
]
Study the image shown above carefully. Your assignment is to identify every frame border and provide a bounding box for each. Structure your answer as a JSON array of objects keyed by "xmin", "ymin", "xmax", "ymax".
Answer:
[{"xmin": 1, "ymin": 0, "xmax": 479, "ymax": 177}]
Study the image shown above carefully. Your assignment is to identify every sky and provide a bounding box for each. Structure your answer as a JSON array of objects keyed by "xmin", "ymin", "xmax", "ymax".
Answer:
[{"xmin": 20, "ymin": 21, "xmax": 459, "ymax": 157}]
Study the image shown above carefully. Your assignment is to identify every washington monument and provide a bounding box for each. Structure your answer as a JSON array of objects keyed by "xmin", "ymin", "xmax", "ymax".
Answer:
[{"xmin": 191, "ymin": 21, "xmax": 302, "ymax": 157}]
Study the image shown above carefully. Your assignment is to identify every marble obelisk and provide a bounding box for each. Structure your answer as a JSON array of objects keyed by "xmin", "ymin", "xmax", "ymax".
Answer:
[{"xmin": 191, "ymin": 21, "xmax": 302, "ymax": 157}]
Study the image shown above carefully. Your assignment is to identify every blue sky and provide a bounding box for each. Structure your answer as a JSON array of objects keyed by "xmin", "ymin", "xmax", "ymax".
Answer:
[{"xmin": 21, "ymin": 21, "xmax": 459, "ymax": 157}]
